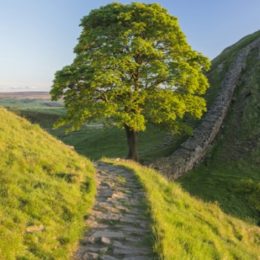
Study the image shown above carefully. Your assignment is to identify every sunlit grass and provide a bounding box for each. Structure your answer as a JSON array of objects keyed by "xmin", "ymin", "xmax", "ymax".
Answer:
[
  {"xmin": 105, "ymin": 159, "xmax": 260, "ymax": 260},
  {"xmin": 0, "ymin": 107, "xmax": 96, "ymax": 259}
]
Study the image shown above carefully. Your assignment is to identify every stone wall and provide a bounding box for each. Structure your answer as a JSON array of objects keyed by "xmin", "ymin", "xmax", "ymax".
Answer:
[{"xmin": 153, "ymin": 37, "xmax": 260, "ymax": 180}]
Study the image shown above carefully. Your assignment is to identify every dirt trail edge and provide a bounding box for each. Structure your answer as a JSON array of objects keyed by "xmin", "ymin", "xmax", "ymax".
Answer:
[{"xmin": 75, "ymin": 162, "xmax": 156, "ymax": 260}]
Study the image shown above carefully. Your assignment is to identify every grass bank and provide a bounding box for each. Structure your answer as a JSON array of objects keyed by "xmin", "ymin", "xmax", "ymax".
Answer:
[
  {"xmin": 0, "ymin": 107, "xmax": 96, "ymax": 259},
  {"xmin": 104, "ymin": 159, "xmax": 260, "ymax": 260},
  {"xmin": 180, "ymin": 31, "xmax": 260, "ymax": 225}
]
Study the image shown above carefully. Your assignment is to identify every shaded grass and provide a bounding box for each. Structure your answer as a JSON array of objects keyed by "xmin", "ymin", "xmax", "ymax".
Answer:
[
  {"xmin": 105, "ymin": 159, "xmax": 260, "ymax": 260},
  {"xmin": 179, "ymin": 161, "xmax": 260, "ymax": 225},
  {"xmin": 54, "ymin": 124, "xmax": 183, "ymax": 162},
  {"xmin": 0, "ymin": 107, "xmax": 96, "ymax": 259}
]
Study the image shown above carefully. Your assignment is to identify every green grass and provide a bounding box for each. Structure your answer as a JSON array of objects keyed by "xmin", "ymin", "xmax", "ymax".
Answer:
[
  {"xmin": 10, "ymin": 109, "xmax": 185, "ymax": 163},
  {"xmin": 0, "ymin": 107, "xmax": 96, "ymax": 259},
  {"xmin": 53, "ymin": 124, "xmax": 184, "ymax": 162},
  {"xmin": 105, "ymin": 159, "xmax": 260, "ymax": 260},
  {"xmin": 179, "ymin": 32, "xmax": 260, "ymax": 225}
]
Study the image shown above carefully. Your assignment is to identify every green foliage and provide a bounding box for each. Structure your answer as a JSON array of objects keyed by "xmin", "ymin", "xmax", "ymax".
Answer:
[
  {"xmin": 51, "ymin": 2, "xmax": 210, "ymax": 134},
  {"xmin": 0, "ymin": 108, "xmax": 95, "ymax": 259},
  {"xmin": 105, "ymin": 159, "xmax": 260, "ymax": 260}
]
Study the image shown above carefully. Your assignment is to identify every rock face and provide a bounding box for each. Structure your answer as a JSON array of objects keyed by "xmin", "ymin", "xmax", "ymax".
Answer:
[{"xmin": 153, "ymin": 37, "xmax": 260, "ymax": 180}]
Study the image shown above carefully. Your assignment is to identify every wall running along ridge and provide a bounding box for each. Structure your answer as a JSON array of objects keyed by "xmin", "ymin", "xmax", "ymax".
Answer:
[{"xmin": 153, "ymin": 37, "xmax": 260, "ymax": 180}]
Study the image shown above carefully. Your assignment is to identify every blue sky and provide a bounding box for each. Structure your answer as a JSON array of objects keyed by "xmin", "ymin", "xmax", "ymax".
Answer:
[{"xmin": 0, "ymin": 0, "xmax": 259, "ymax": 92}]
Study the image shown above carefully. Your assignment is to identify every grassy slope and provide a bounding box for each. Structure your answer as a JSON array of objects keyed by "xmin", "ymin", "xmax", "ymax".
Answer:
[
  {"xmin": 180, "ymin": 31, "xmax": 260, "ymax": 224},
  {"xmin": 105, "ymin": 159, "xmax": 260, "ymax": 260},
  {"xmin": 0, "ymin": 108, "xmax": 95, "ymax": 259}
]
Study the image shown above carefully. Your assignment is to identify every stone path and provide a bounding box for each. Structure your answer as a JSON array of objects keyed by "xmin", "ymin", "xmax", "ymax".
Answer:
[{"xmin": 75, "ymin": 162, "xmax": 156, "ymax": 260}]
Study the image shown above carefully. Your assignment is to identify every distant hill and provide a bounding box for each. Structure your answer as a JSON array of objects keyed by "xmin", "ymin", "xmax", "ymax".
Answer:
[
  {"xmin": 0, "ymin": 91, "xmax": 50, "ymax": 100},
  {"xmin": 0, "ymin": 91, "xmax": 63, "ymax": 119},
  {"xmin": 0, "ymin": 108, "xmax": 95, "ymax": 259}
]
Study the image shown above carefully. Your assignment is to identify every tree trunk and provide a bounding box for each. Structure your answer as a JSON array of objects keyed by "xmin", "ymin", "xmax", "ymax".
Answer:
[{"xmin": 124, "ymin": 125, "xmax": 138, "ymax": 161}]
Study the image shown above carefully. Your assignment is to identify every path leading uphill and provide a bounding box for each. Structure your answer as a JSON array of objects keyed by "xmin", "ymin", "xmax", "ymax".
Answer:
[{"xmin": 75, "ymin": 162, "xmax": 155, "ymax": 260}]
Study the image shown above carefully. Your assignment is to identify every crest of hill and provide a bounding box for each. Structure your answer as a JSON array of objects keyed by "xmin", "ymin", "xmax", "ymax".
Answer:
[
  {"xmin": 213, "ymin": 30, "xmax": 260, "ymax": 64},
  {"xmin": 207, "ymin": 30, "xmax": 260, "ymax": 102},
  {"xmin": 205, "ymin": 29, "xmax": 260, "ymax": 160},
  {"xmin": 0, "ymin": 107, "xmax": 95, "ymax": 259},
  {"xmin": 180, "ymin": 30, "xmax": 260, "ymax": 225}
]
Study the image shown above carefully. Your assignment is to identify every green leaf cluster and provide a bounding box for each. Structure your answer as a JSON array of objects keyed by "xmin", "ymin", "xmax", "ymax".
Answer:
[{"xmin": 51, "ymin": 2, "xmax": 210, "ymax": 133}]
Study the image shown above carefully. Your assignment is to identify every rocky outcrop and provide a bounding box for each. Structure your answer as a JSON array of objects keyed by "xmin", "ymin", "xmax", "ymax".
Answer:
[{"xmin": 153, "ymin": 37, "xmax": 260, "ymax": 180}]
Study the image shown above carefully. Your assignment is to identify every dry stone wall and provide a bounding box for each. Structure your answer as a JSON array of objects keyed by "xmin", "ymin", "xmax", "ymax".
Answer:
[{"xmin": 153, "ymin": 37, "xmax": 260, "ymax": 180}]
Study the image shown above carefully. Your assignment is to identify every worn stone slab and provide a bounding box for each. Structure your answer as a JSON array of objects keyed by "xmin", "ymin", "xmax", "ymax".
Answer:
[
  {"xmin": 113, "ymin": 246, "xmax": 151, "ymax": 255},
  {"xmin": 101, "ymin": 256, "xmax": 118, "ymax": 260},
  {"xmin": 92, "ymin": 230, "xmax": 125, "ymax": 239},
  {"xmin": 123, "ymin": 256, "xmax": 153, "ymax": 260},
  {"xmin": 82, "ymin": 252, "xmax": 99, "ymax": 260}
]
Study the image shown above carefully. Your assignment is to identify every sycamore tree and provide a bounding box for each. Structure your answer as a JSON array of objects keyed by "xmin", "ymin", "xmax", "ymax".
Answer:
[{"xmin": 51, "ymin": 2, "xmax": 210, "ymax": 161}]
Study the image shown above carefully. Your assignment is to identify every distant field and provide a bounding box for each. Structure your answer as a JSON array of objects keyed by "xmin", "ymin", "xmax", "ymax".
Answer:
[
  {"xmin": 0, "ymin": 95, "xmax": 185, "ymax": 162},
  {"xmin": 0, "ymin": 94, "xmax": 64, "ymax": 116},
  {"xmin": 0, "ymin": 91, "xmax": 50, "ymax": 100}
]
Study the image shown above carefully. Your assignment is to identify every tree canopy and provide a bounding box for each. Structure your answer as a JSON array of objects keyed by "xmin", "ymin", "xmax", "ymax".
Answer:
[{"xmin": 51, "ymin": 2, "xmax": 210, "ymax": 160}]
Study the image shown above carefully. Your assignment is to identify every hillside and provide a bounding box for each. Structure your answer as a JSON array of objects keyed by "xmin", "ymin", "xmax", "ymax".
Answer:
[
  {"xmin": 105, "ymin": 159, "xmax": 260, "ymax": 259},
  {"xmin": 179, "ymin": 31, "xmax": 260, "ymax": 224},
  {"xmin": 0, "ymin": 108, "xmax": 95, "ymax": 259}
]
